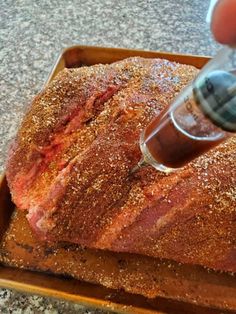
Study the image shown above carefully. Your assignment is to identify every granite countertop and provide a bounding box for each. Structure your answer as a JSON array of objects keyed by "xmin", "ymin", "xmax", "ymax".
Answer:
[{"xmin": 0, "ymin": 0, "xmax": 220, "ymax": 313}]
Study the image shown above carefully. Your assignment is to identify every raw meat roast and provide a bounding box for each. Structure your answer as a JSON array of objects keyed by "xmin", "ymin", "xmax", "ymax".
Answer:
[{"xmin": 6, "ymin": 57, "xmax": 236, "ymax": 272}]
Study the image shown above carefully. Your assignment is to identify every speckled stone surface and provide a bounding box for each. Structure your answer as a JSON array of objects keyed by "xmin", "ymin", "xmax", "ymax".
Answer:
[
  {"xmin": 0, "ymin": 289, "xmax": 109, "ymax": 314},
  {"xmin": 0, "ymin": 0, "xmax": 221, "ymax": 312}
]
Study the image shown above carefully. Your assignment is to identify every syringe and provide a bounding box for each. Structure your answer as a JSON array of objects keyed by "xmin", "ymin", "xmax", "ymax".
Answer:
[{"xmin": 132, "ymin": 46, "xmax": 236, "ymax": 173}]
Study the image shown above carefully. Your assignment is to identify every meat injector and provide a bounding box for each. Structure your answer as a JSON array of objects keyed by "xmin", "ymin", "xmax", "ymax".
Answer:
[{"xmin": 132, "ymin": 46, "xmax": 236, "ymax": 174}]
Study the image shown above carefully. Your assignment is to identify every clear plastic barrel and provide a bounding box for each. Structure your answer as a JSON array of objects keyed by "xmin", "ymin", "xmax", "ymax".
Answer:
[{"xmin": 139, "ymin": 46, "xmax": 236, "ymax": 173}]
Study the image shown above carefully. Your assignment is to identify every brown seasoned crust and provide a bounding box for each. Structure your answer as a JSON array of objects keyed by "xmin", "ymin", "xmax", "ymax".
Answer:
[
  {"xmin": 6, "ymin": 61, "xmax": 131, "ymax": 209},
  {"xmin": 5, "ymin": 57, "xmax": 236, "ymax": 273}
]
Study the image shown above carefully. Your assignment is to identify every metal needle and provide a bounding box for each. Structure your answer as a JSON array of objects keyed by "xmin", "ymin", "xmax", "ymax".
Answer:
[{"xmin": 131, "ymin": 157, "xmax": 148, "ymax": 174}]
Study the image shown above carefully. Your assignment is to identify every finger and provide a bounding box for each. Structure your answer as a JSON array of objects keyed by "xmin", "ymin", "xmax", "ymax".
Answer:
[{"xmin": 211, "ymin": 0, "xmax": 236, "ymax": 45}]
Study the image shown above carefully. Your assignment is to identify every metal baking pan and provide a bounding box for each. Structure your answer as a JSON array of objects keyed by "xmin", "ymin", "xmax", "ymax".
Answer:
[{"xmin": 1, "ymin": 45, "xmax": 236, "ymax": 314}]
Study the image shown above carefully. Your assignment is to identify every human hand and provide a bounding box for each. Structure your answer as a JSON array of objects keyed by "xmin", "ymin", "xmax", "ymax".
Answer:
[{"xmin": 211, "ymin": 0, "xmax": 236, "ymax": 45}]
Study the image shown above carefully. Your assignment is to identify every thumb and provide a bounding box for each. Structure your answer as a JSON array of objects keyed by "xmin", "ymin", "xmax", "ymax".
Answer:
[{"xmin": 211, "ymin": 0, "xmax": 236, "ymax": 45}]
